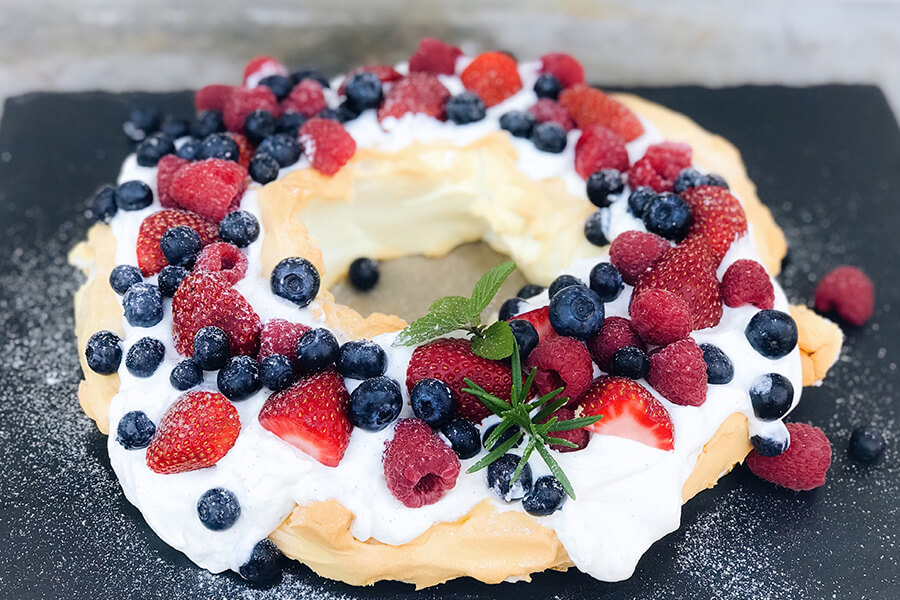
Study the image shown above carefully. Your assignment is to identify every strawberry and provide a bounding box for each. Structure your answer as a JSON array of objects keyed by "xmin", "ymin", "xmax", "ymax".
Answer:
[
  {"xmin": 377, "ymin": 72, "xmax": 451, "ymax": 122},
  {"xmin": 281, "ymin": 79, "xmax": 327, "ymax": 118},
  {"xmin": 680, "ymin": 186, "xmax": 748, "ymax": 263},
  {"xmin": 409, "ymin": 38, "xmax": 463, "ymax": 75},
  {"xmin": 559, "ymin": 84, "xmax": 644, "ymax": 142},
  {"xmin": 223, "ymin": 86, "xmax": 279, "ymax": 132},
  {"xmin": 298, "ymin": 118, "xmax": 357, "ymax": 175},
  {"xmin": 528, "ymin": 99, "xmax": 575, "ymax": 131},
  {"xmin": 580, "ymin": 376, "xmax": 675, "ymax": 451},
  {"xmin": 145, "ymin": 391, "xmax": 241, "ymax": 474},
  {"xmin": 539, "ymin": 52, "xmax": 585, "ymax": 88},
  {"xmin": 574, "ymin": 124, "xmax": 629, "ymax": 179},
  {"xmin": 156, "ymin": 154, "xmax": 189, "ymax": 209},
  {"xmin": 229, "ymin": 132, "xmax": 255, "ymax": 170},
  {"xmin": 460, "ymin": 52, "xmax": 522, "ymax": 107},
  {"xmin": 627, "ymin": 142, "xmax": 692, "ymax": 193},
  {"xmin": 510, "ymin": 306, "xmax": 558, "ymax": 344},
  {"xmin": 243, "ymin": 56, "xmax": 288, "ymax": 88},
  {"xmin": 169, "ymin": 158, "xmax": 248, "ymax": 223},
  {"xmin": 172, "ymin": 271, "xmax": 261, "ymax": 356},
  {"xmin": 135, "ymin": 209, "xmax": 219, "ymax": 276},
  {"xmin": 258, "ymin": 369, "xmax": 352, "ymax": 467},
  {"xmin": 195, "ymin": 84, "xmax": 235, "ymax": 113},
  {"xmin": 337, "ymin": 65, "xmax": 403, "ymax": 95},
  {"xmin": 406, "ymin": 338, "xmax": 512, "ymax": 423}
]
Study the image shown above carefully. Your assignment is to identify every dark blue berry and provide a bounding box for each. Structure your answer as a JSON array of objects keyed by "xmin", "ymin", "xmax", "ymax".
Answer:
[
  {"xmin": 123, "ymin": 107, "xmax": 160, "ymax": 142},
  {"xmin": 749, "ymin": 373, "xmax": 794, "ymax": 420},
  {"xmin": 548, "ymin": 274, "xmax": 583, "ymax": 298},
  {"xmin": 446, "ymin": 92, "xmax": 487, "ymax": 124},
  {"xmin": 176, "ymin": 137, "xmax": 202, "ymax": 160},
  {"xmin": 348, "ymin": 376, "xmax": 403, "ymax": 431},
  {"xmin": 125, "ymin": 337, "xmax": 165, "ymax": 378},
  {"xmin": 115, "ymin": 180, "xmax": 153, "ymax": 211},
  {"xmin": 116, "ymin": 411, "xmax": 157, "ymax": 450},
  {"xmin": 410, "ymin": 378, "xmax": 455, "ymax": 429},
  {"xmin": 158, "ymin": 265, "xmax": 189, "ymax": 297},
  {"xmin": 85, "ymin": 330, "xmax": 122, "ymax": 375},
  {"xmin": 609, "ymin": 346, "xmax": 649, "ymax": 380},
  {"xmin": 193, "ymin": 326, "xmax": 230, "ymax": 371},
  {"xmin": 90, "ymin": 186, "xmax": 117, "ymax": 222},
  {"xmin": 700, "ymin": 343, "xmax": 734, "ymax": 384},
  {"xmin": 296, "ymin": 328, "xmax": 339, "ymax": 373},
  {"xmin": 217, "ymin": 355, "xmax": 261, "ymax": 401},
  {"xmin": 483, "ymin": 424, "xmax": 523, "ymax": 452},
  {"xmin": 751, "ymin": 429, "xmax": 790, "ymax": 457},
  {"xmin": 198, "ymin": 132, "xmax": 240, "ymax": 162},
  {"xmin": 260, "ymin": 354, "xmax": 295, "ymax": 391},
  {"xmin": 499, "ymin": 298, "xmax": 526, "ymax": 321},
  {"xmin": 276, "ymin": 112, "xmax": 308, "ymax": 136},
  {"xmin": 197, "ymin": 487, "xmax": 241, "ymax": 531},
  {"xmin": 745, "ymin": 310, "xmax": 798, "ymax": 359},
  {"xmin": 259, "ymin": 74, "xmax": 295, "ymax": 101},
  {"xmin": 348, "ymin": 258, "xmax": 379, "ymax": 291},
  {"xmin": 291, "ymin": 69, "xmax": 330, "ymax": 88},
  {"xmin": 441, "ymin": 418, "xmax": 481, "ymax": 459},
  {"xmin": 337, "ymin": 340, "xmax": 387, "ymax": 379},
  {"xmin": 849, "ymin": 426, "xmax": 885, "ymax": 462},
  {"xmin": 239, "ymin": 539, "xmax": 284, "ymax": 584},
  {"xmin": 316, "ymin": 107, "xmax": 344, "ymax": 122},
  {"xmin": 249, "ymin": 152, "xmax": 279, "ymax": 184},
  {"xmin": 643, "ymin": 192, "xmax": 691, "ymax": 241},
  {"xmin": 531, "ymin": 122, "xmax": 567, "ymax": 153},
  {"xmin": 170, "ymin": 359, "xmax": 203, "ymax": 391},
  {"xmin": 136, "ymin": 133, "xmax": 175, "ymax": 167},
  {"xmin": 192, "ymin": 110, "xmax": 225, "ymax": 138},
  {"xmin": 586, "ymin": 169, "xmax": 625, "ymax": 208},
  {"xmin": 257, "ymin": 133, "xmax": 301, "ymax": 167},
  {"xmin": 499, "ymin": 110, "xmax": 536, "ymax": 138},
  {"xmin": 271, "ymin": 257, "xmax": 320, "ymax": 307},
  {"xmin": 508, "ymin": 318, "xmax": 539, "ymax": 361},
  {"xmin": 704, "ymin": 173, "xmax": 729, "ymax": 189},
  {"xmin": 548, "ymin": 285, "xmax": 604, "ymax": 339},
  {"xmin": 243, "ymin": 110, "xmax": 277, "ymax": 144},
  {"xmin": 344, "ymin": 72, "xmax": 384, "ymax": 111},
  {"xmin": 336, "ymin": 100, "xmax": 361, "ymax": 123},
  {"xmin": 218, "ymin": 210, "xmax": 260, "ymax": 248},
  {"xmin": 589, "ymin": 262, "xmax": 623, "ymax": 302},
  {"xmin": 584, "ymin": 211, "xmax": 608, "ymax": 247},
  {"xmin": 160, "ymin": 225, "xmax": 201, "ymax": 268},
  {"xmin": 487, "ymin": 453, "xmax": 532, "ymax": 502},
  {"xmin": 628, "ymin": 186, "xmax": 657, "ymax": 217},
  {"xmin": 522, "ymin": 475, "xmax": 566, "ymax": 516},
  {"xmin": 122, "ymin": 283, "xmax": 163, "ymax": 327},
  {"xmin": 160, "ymin": 118, "xmax": 191, "ymax": 140},
  {"xmin": 517, "ymin": 284, "xmax": 544, "ymax": 299},
  {"xmin": 533, "ymin": 74, "xmax": 562, "ymax": 99},
  {"xmin": 109, "ymin": 264, "xmax": 143, "ymax": 295},
  {"xmin": 673, "ymin": 167, "xmax": 706, "ymax": 194}
]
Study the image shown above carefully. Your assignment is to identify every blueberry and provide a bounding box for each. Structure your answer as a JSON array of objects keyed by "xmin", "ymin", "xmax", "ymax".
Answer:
[
  {"xmin": 276, "ymin": 112, "xmax": 308, "ymax": 137},
  {"xmin": 673, "ymin": 167, "xmax": 706, "ymax": 194},
  {"xmin": 628, "ymin": 186, "xmax": 657, "ymax": 217},
  {"xmin": 257, "ymin": 133, "xmax": 302, "ymax": 167},
  {"xmin": 259, "ymin": 74, "xmax": 295, "ymax": 101},
  {"xmin": 643, "ymin": 192, "xmax": 691, "ymax": 241},
  {"xmin": 548, "ymin": 274, "xmax": 583, "ymax": 298},
  {"xmin": 243, "ymin": 110, "xmax": 277, "ymax": 144},
  {"xmin": 499, "ymin": 297, "xmax": 526, "ymax": 321},
  {"xmin": 499, "ymin": 111, "xmax": 537, "ymax": 138},
  {"xmin": 198, "ymin": 132, "xmax": 240, "ymax": 162},
  {"xmin": 336, "ymin": 100, "xmax": 362, "ymax": 123},
  {"xmin": 348, "ymin": 376, "xmax": 403, "ymax": 431},
  {"xmin": 249, "ymin": 152, "xmax": 280, "ymax": 184},
  {"xmin": 296, "ymin": 328, "xmax": 339, "ymax": 373},
  {"xmin": 271, "ymin": 257, "xmax": 320, "ymax": 307},
  {"xmin": 589, "ymin": 262, "xmax": 623, "ymax": 302},
  {"xmin": 548, "ymin": 285, "xmax": 604, "ymax": 340},
  {"xmin": 192, "ymin": 110, "xmax": 225, "ymax": 138},
  {"xmin": 176, "ymin": 137, "xmax": 202, "ymax": 160},
  {"xmin": 410, "ymin": 378, "xmax": 455, "ymax": 429},
  {"xmin": 158, "ymin": 265, "xmax": 188, "ymax": 297},
  {"xmin": 193, "ymin": 326, "xmax": 230, "ymax": 371},
  {"xmin": 517, "ymin": 284, "xmax": 544, "ymax": 299},
  {"xmin": 125, "ymin": 337, "xmax": 165, "ymax": 378},
  {"xmin": 849, "ymin": 426, "xmax": 885, "ymax": 462},
  {"xmin": 136, "ymin": 133, "xmax": 175, "ymax": 167},
  {"xmin": 109, "ymin": 264, "xmax": 143, "ymax": 295},
  {"xmin": 749, "ymin": 373, "xmax": 794, "ymax": 421},
  {"xmin": 197, "ymin": 488, "xmax": 241, "ymax": 531},
  {"xmin": 160, "ymin": 225, "xmax": 201, "ymax": 268},
  {"xmin": 704, "ymin": 173, "xmax": 729, "ymax": 189},
  {"xmin": 533, "ymin": 73, "xmax": 562, "ymax": 99},
  {"xmin": 508, "ymin": 319, "xmax": 539, "ymax": 361},
  {"xmin": 337, "ymin": 340, "xmax": 387, "ymax": 379},
  {"xmin": 170, "ymin": 359, "xmax": 203, "ymax": 391},
  {"xmin": 446, "ymin": 92, "xmax": 487, "ymax": 124},
  {"xmin": 483, "ymin": 424, "xmax": 523, "ymax": 452},
  {"xmin": 291, "ymin": 69, "xmax": 330, "ymax": 88},
  {"xmin": 745, "ymin": 310, "xmax": 798, "ymax": 359},
  {"xmin": 700, "ymin": 343, "xmax": 734, "ymax": 384},
  {"xmin": 316, "ymin": 107, "xmax": 344, "ymax": 122},
  {"xmin": 441, "ymin": 418, "xmax": 481, "ymax": 459},
  {"xmin": 751, "ymin": 429, "xmax": 790, "ymax": 457},
  {"xmin": 115, "ymin": 180, "xmax": 153, "ymax": 211},
  {"xmin": 217, "ymin": 355, "xmax": 261, "ymax": 401},
  {"xmin": 116, "ymin": 411, "xmax": 157, "ymax": 450},
  {"xmin": 487, "ymin": 453, "xmax": 533, "ymax": 502},
  {"xmin": 344, "ymin": 71, "xmax": 384, "ymax": 111},
  {"xmin": 609, "ymin": 346, "xmax": 650, "ymax": 379},
  {"xmin": 122, "ymin": 283, "xmax": 163, "ymax": 327},
  {"xmin": 522, "ymin": 475, "xmax": 566, "ymax": 516},
  {"xmin": 90, "ymin": 186, "xmax": 117, "ymax": 222},
  {"xmin": 584, "ymin": 211, "xmax": 609, "ymax": 247},
  {"xmin": 218, "ymin": 210, "xmax": 260, "ymax": 248},
  {"xmin": 123, "ymin": 106, "xmax": 160, "ymax": 142},
  {"xmin": 586, "ymin": 169, "xmax": 625, "ymax": 208},
  {"xmin": 531, "ymin": 122, "xmax": 567, "ymax": 153},
  {"xmin": 85, "ymin": 330, "xmax": 122, "ymax": 375},
  {"xmin": 239, "ymin": 539, "xmax": 284, "ymax": 584},
  {"xmin": 260, "ymin": 354, "xmax": 295, "ymax": 391},
  {"xmin": 348, "ymin": 257, "xmax": 379, "ymax": 291},
  {"xmin": 160, "ymin": 117, "xmax": 191, "ymax": 140}
]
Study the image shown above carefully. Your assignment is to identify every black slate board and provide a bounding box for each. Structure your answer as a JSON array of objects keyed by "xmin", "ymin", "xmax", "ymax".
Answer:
[{"xmin": 0, "ymin": 86, "xmax": 898, "ymax": 600}]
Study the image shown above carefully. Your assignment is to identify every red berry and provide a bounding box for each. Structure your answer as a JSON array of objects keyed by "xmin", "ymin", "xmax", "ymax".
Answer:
[
  {"xmin": 721, "ymin": 259, "xmax": 774, "ymax": 310},
  {"xmin": 258, "ymin": 369, "xmax": 352, "ymax": 468},
  {"xmin": 145, "ymin": 391, "xmax": 241, "ymax": 474},
  {"xmin": 608, "ymin": 230, "xmax": 670, "ymax": 286},
  {"xmin": 627, "ymin": 157, "xmax": 666, "ymax": 193},
  {"xmin": 243, "ymin": 56, "xmax": 287, "ymax": 87},
  {"xmin": 229, "ymin": 132, "xmax": 255, "ymax": 170},
  {"xmin": 526, "ymin": 336, "xmax": 594, "ymax": 406},
  {"xmin": 258, "ymin": 319, "xmax": 311, "ymax": 368},
  {"xmin": 337, "ymin": 65, "xmax": 402, "ymax": 95},
  {"xmin": 580, "ymin": 376, "xmax": 675, "ymax": 451},
  {"xmin": 542, "ymin": 408, "xmax": 590, "ymax": 453},
  {"xmin": 409, "ymin": 38, "xmax": 463, "ymax": 75},
  {"xmin": 539, "ymin": 52, "xmax": 585, "ymax": 88},
  {"xmin": 814, "ymin": 266, "xmax": 875, "ymax": 326},
  {"xmin": 169, "ymin": 158, "xmax": 248, "ymax": 223},
  {"xmin": 627, "ymin": 142, "xmax": 692, "ymax": 192},
  {"xmin": 509, "ymin": 306, "xmax": 557, "ymax": 344},
  {"xmin": 298, "ymin": 118, "xmax": 357, "ymax": 176},
  {"xmin": 587, "ymin": 316, "xmax": 645, "ymax": 372},
  {"xmin": 681, "ymin": 186, "xmax": 748, "ymax": 263},
  {"xmin": 646, "ymin": 339, "xmax": 707, "ymax": 407},
  {"xmin": 746, "ymin": 423, "xmax": 832, "ymax": 491},
  {"xmin": 406, "ymin": 338, "xmax": 511, "ymax": 423},
  {"xmin": 559, "ymin": 84, "xmax": 644, "ymax": 142},
  {"xmin": 528, "ymin": 99, "xmax": 575, "ymax": 131},
  {"xmin": 156, "ymin": 155, "xmax": 189, "ymax": 209},
  {"xmin": 172, "ymin": 271, "xmax": 261, "ymax": 357},
  {"xmin": 574, "ymin": 124, "xmax": 629, "ymax": 179},
  {"xmin": 193, "ymin": 242, "xmax": 248, "ymax": 285},
  {"xmin": 460, "ymin": 52, "xmax": 522, "ymax": 107},
  {"xmin": 195, "ymin": 84, "xmax": 235, "ymax": 113},
  {"xmin": 223, "ymin": 86, "xmax": 279, "ymax": 132},
  {"xmin": 383, "ymin": 418, "xmax": 460, "ymax": 508},
  {"xmin": 135, "ymin": 209, "xmax": 219, "ymax": 276},
  {"xmin": 629, "ymin": 288, "xmax": 693, "ymax": 345},
  {"xmin": 377, "ymin": 73, "xmax": 451, "ymax": 122},
  {"xmin": 281, "ymin": 79, "xmax": 328, "ymax": 118}
]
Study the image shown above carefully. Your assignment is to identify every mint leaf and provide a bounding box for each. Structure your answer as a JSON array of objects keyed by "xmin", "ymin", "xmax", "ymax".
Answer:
[
  {"xmin": 470, "ymin": 320, "xmax": 514, "ymax": 360},
  {"xmin": 430, "ymin": 296, "xmax": 471, "ymax": 322},
  {"xmin": 467, "ymin": 261, "xmax": 516, "ymax": 319},
  {"xmin": 393, "ymin": 311, "xmax": 466, "ymax": 347}
]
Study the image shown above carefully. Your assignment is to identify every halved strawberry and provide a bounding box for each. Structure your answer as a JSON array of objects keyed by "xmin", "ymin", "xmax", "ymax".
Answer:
[
  {"xmin": 377, "ymin": 72, "xmax": 451, "ymax": 122},
  {"xmin": 145, "ymin": 391, "xmax": 241, "ymax": 474},
  {"xmin": 258, "ymin": 369, "xmax": 352, "ymax": 467},
  {"xmin": 681, "ymin": 186, "xmax": 748, "ymax": 263},
  {"xmin": 559, "ymin": 84, "xmax": 644, "ymax": 142},
  {"xmin": 156, "ymin": 155, "xmax": 189, "ymax": 209},
  {"xmin": 169, "ymin": 158, "xmax": 248, "ymax": 223},
  {"xmin": 243, "ymin": 56, "xmax": 288, "ymax": 88},
  {"xmin": 136, "ymin": 209, "xmax": 219, "ymax": 276},
  {"xmin": 460, "ymin": 52, "xmax": 522, "ymax": 107},
  {"xmin": 580, "ymin": 376, "xmax": 675, "ymax": 451},
  {"xmin": 509, "ymin": 306, "xmax": 558, "ymax": 344}
]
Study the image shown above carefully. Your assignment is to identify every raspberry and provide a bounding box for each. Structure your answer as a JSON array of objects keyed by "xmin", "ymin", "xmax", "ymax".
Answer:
[
  {"xmin": 460, "ymin": 52, "xmax": 522, "ymax": 107},
  {"xmin": 574, "ymin": 124, "xmax": 629, "ymax": 179},
  {"xmin": 681, "ymin": 186, "xmax": 748, "ymax": 262},
  {"xmin": 193, "ymin": 242, "xmax": 248, "ymax": 285},
  {"xmin": 258, "ymin": 319, "xmax": 311, "ymax": 368},
  {"xmin": 558, "ymin": 84, "xmax": 644, "ymax": 142},
  {"xmin": 627, "ymin": 157, "xmax": 666, "ymax": 193},
  {"xmin": 281, "ymin": 79, "xmax": 328, "ymax": 118},
  {"xmin": 383, "ymin": 418, "xmax": 460, "ymax": 508},
  {"xmin": 377, "ymin": 72, "xmax": 451, "ymax": 122},
  {"xmin": 746, "ymin": 423, "xmax": 832, "ymax": 491},
  {"xmin": 814, "ymin": 266, "xmax": 875, "ymax": 326},
  {"xmin": 608, "ymin": 230, "xmax": 670, "ymax": 286},
  {"xmin": 135, "ymin": 210, "xmax": 219, "ymax": 276},
  {"xmin": 298, "ymin": 118, "xmax": 357, "ymax": 176},
  {"xmin": 337, "ymin": 65, "xmax": 402, "ymax": 95},
  {"xmin": 721, "ymin": 259, "xmax": 774, "ymax": 310},
  {"xmin": 169, "ymin": 158, "xmax": 248, "ymax": 223},
  {"xmin": 542, "ymin": 408, "xmax": 589, "ymax": 452},
  {"xmin": 646, "ymin": 339, "xmax": 707, "ymax": 406},
  {"xmin": 409, "ymin": 38, "xmax": 462, "ymax": 75},
  {"xmin": 539, "ymin": 52, "xmax": 585, "ymax": 88},
  {"xmin": 156, "ymin": 155, "xmax": 189, "ymax": 209},
  {"xmin": 587, "ymin": 316, "xmax": 644, "ymax": 372},
  {"xmin": 243, "ymin": 56, "xmax": 287, "ymax": 88},
  {"xmin": 526, "ymin": 336, "xmax": 594, "ymax": 406},
  {"xmin": 195, "ymin": 85, "xmax": 234, "ymax": 113},
  {"xmin": 528, "ymin": 99, "xmax": 575, "ymax": 131},
  {"xmin": 223, "ymin": 86, "xmax": 279, "ymax": 132},
  {"xmin": 629, "ymin": 288, "xmax": 693, "ymax": 345},
  {"xmin": 627, "ymin": 142, "xmax": 692, "ymax": 192},
  {"xmin": 229, "ymin": 132, "xmax": 255, "ymax": 170}
]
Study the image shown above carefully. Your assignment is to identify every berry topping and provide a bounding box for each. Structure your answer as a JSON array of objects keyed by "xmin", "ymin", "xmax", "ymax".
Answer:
[
  {"xmin": 673, "ymin": 167, "xmax": 706, "ymax": 194},
  {"xmin": 160, "ymin": 225, "xmax": 202, "ymax": 269},
  {"xmin": 745, "ymin": 309, "xmax": 798, "ymax": 359},
  {"xmin": 259, "ymin": 354, "xmax": 295, "ymax": 392},
  {"xmin": 530, "ymin": 122, "xmax": 567, "ymax": 153},
  {"xmin": 642, "ymin": 192, "xmax": 691, "ymax": 241},
  {"xmin": 136, "ymin": 134, "xmax": 176, "ymax": 167},
  {"xmin": 585, "ymin": 168, "xmax": 626, "ymax": 208},
  {"xmin": 751, "ymin": 423, "xmax": 791, "ymax": 457},
  {"xmin": 125, "ymin": 337, "xmax": 165, "ymax": 378},
  {"xmin": 576, "ymin": 126, "xmax": 630, "ymax": 181},
  {"xmin": 109, "ymin": 264, "xmax": 143, "ymax": 295},
  {"xmin": 123, "ymin": 106, "xmax": 160, "ymax": 142},
  {"xmin": 559, "ymin": 84, "xmax": 644, "ymax": 142},
  {"xmin": 446, "ymin": 92, "xmax": 488, "ymax": 124},
  {"xmin": 627, "ymin": 142, "xmax": 692, "ymax": 193},
  {"xmin": 440, "ymin": 417, "xmax": 481, "ymax": 460},
  {"xmin": 291, "ymin": 69, "xmax": 331, "ymax": 88},
  {"xmin": 169, "ymin": 159, "xmax": 248, "ymax": 223},
  {"xmin": 258, "ymin": 319, "xmax": 311, "ymax": 368},
  {"xmin": 343, "ymin": 72, "xmax": 384, "ymax": 112},
  {"xmin": 279, "ymin": 79, "xmax": 329, "ymax": 121},
  {"xmin": 217, "ymin": 355, "xmax": 262, "ymax": 401},
  {"xmin": 647, "ymin": 338, "xmax": 707, "ymax": 407},
  {"xmin": 146, "ymin": 390, "xmax": 241, "ymax": 474},
  {"xmin": 528, "ymin": 99, "xmax": 574, "ymax": 131},
  {"xmin": 608, "ymin": 230, "xmax": 670, "ymax": 286},
  {"xmin": 533, "ymin": 73, "xmax": 563, "ymax": 99},
  {"xmin": 409, "ymin": 38, "xmax": 463, "ymax": 75},
  {"xmin": 584, "ymin": 211, "xmax": 608, "ymax": 247},
  {"xmin": 259, "ymin": 74, "xmax": 294, "ymax": 101},
  {"xmin": 548, "ymin": 285, "xmax": 605, "ymax": 340},
  {"xmin": 192, "ymin": 110, "xmax": 226, "ymax": 138},
  {"xmin": 581, "ymin": 376, "xmax": 675, "ymax": 451},
  {"xmin": 746, "ymin": 423, "xmax": 831, "ymax": 491},
  {"xmin": 115, "ymin": 180, "xmax": 153, "ymax": 211},
  {"xmin": 348, "ymin": 257, "xmax": 379, "ymax": 291},
  {"xmin": 197, "ymin": 132, "xmax": 241, "ymax": 162},
  {"xmin": 223, "ymin": 86, "xmax": 279, "ymax": 133},
  {"xmin": 243, "ymin": 56, "xmax": 288, "ymax": 88},
  {"xmin": 270, "ymin": 257, "xmax": 321, "ymax": 307},
  {"xmin": 239, "ymin": 539, "xmax": 284, "ymax": 584},
  {"xmin": 814, "ymin": 265, "xmax": 875, "ymax": 326},
  {"xmin": 629, "ymin": 288, "xmax": 693, "ymax": 345},
  {"xmin": 85, "ymin": 330, "xmax": 122, "ymax": 375},
  {"xmin": 337, "ymin": 65, "xmax": 402, "ymax": 95},
  {"xmin": 193, "ymin": 242, "xmax": 248, "ymax": 285},
  {"xmin": 410, "ymin": 378, "xmax": 456, "ymax": 429},
  {"xmin": 849, "ymin": 425, "xmax": 885, "ymax": 462},
  {"xmin": 377, "ymin": 72, "xmax": 450, "ymax": 122},
  {"xmin": 337, "ymin": 340, "xmax": 387, "ymax": 380},
  {"xmin": 170, "ymin": 358, "xmax": 203, "ymax": 391},
  {"xmin": 296, "ymin": 327, "xmax": 340, "ymax": 374},
  {"xmin": 499, "ymin": 297, "xmax": 527, "ymax": 321},
  {"xmin": 195, "ymin": 85, "xmax": 234, "ymax": 113},
  {"xmin": 249, "ymin": 152, "xmax": 279, "ymax": 184},
  {"xmin": 482, "ymin": 423, "xmax": 523, "ymax": 451},
  {"xmin": 197, "ymin": 487, "xmax": 241, "ymax": 531},
  {"xmin": 542, "ymin": 408, "xmax": 590, "ymax": 453},
  {"xmin": 549, "ymin": 274, "xmax": 584, "ymax": 298},
  {"xmin": 218, "ymin": 210, "xmax": 260, "ymax": 248},
  {"xmin": 348, "ymin": 376, "xmax": 403, "ymax": 432},
  {"xmin": 539, "ymin": 52, "xmax": 585, "ymax": 88},
  {"xmin": 116, "ymin": 411, "xmax": 156, "ymax": 450},
  {"xmin": 383, "ymin": 418, "xmax": 461, "ymax": 508},
  {"xmin": 523, "ymin": 475, "xmax": 567, "ymax": 516},
  {"xmin": 499, "ymin": 110, "xmax": 536, "ymax": 138},
  {"xmin": 460, "ymin": 51, "xmax": 522, "ymax": 107},
  {"xmin": 508, "ymin": 317, "xmax": 539, "ymax": 361},
  {"xmin": 749, "ymin": 373, "xmax": 794, "ymax": 420},
  {"xmin": 589, "ymin": 262, "xmax": 624, "ymax": 302},
  {"xmin": 511, "ymin": 306, "xmax": 557, "ymax": 344},
  {"xmin": 193, "ymin": 325, "xmax": 230, "ymax": 371},
  {"xmin": 157, "ymin": 155, "xmax": 190, "ymax": 208},
  {"xmin": 487, "ymin": 453, "xmax": 533, "ymax": 502},
  {"xmin": 122, "ymin": 283, "xmax": 164, "ymax": 328},
  {"xmin": 89, "ymin": 186, "xmax": 117, "ymax": 222},
  {"xmin": 721, "ymin": 259, "xmax": 774, "ymax": 310},
  {"xmin": 587, "ymin": 316, "xmax": 645, "ymax": 372},
  {"xmin": 609, "ymin": 346, "xmax": 650, "ymax": 380},
  {"xmin": 699, "ymin": 343, "xmax": 734, "ymax": 385},
  {"xmin": 516, "ymin": 283, "xmax": 544, "ymax": 299},
  {"xmin": 243, "ymin": 109, "xmax": 276, "ymax": 144},
  {"xmin": 628, "ymin": 186, "xmax": 657, "ymax": 217},
  {"xmin": 298, "ymin": 118, "xmax": 357, "ymax": 175},
  {"xmin": 526, "ymin": 335, "xmax": 594, "ymax": 405},
  {"xmin": 680, "ymin": 186, "xmax": 748, "ymax": 262}
]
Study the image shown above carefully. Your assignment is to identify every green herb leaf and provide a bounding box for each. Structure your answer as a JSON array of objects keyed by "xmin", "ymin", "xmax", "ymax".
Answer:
[
  {"xmin": 392, "ymin": 311, "xmax": 468, "ymax": 347},
  {"xmin": 429, "ymin": 296, "xmax": 471, "ymax": 322},
  {"xmin": 536, "ymin": 442, "xmax": 577, "ymax": 500},
  {"xmin": 467, "ymin": 429, "xmax": 524, "ymax": 474},
  {"xmin": 471, "ymin": 320, "xmax": 515, "ymax": 360},
  {"xmin": 548, "ymin": 415, "xmax": 602, "ymax": 431},
  {"xmin": 462, "ymin": 379, "xmax": 511, "ymax": 416},
  {"xmin": 467, "ymin": 261, "xmax": 516, "ymax": 319}
]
